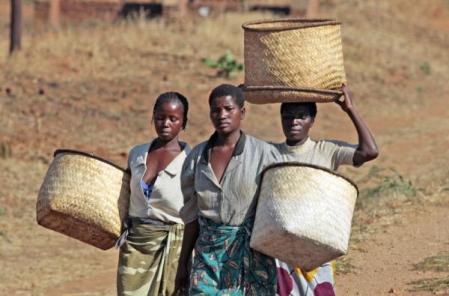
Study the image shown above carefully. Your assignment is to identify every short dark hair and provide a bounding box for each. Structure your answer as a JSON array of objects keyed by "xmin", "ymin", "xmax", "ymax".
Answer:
[
  {"xmin": 153, "ymin": 91, "xmax": 189, "ymax": 129},
  {"xmin": 208, "ymin": 84, "xmax": 245, "ymax": 108},
  {"xmin": 280, "ymin": 102, "xmax": 317, "ymax": 118}
]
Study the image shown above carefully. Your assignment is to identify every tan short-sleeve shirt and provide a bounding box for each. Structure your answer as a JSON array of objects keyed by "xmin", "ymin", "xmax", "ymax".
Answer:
[
  {"xmin": 273, "ymin": 137, "xmax": 357, "ymax": 170},
  {"xmin": 180, "ymin": 132, "xmax": 277, "ymax": 226}
]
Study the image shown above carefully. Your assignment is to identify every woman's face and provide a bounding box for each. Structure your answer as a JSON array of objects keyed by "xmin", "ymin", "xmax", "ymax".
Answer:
[
  {"xmin": 209, "ymin": 95, "xmax": 245, "ymax": 136},
  {"xmin": 153, "ymin": 101, "xmax": 184, "ymax": 142},
  {"xmin": 281, "ymin": 105, "xmax": 314, "ymax": 143}
]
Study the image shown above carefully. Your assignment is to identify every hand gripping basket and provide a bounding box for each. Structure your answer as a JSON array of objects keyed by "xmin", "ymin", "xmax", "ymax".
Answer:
[
  {"xmin": 250, "ymin": 162, "xmax": 358, "ymax": 271},
  {"xmin": 242, "ymin": 18, "xmax": 346, "ymax": 104},
  {"xmin": 36, "ymin": 149, "xmax": 130, "ymax": 250}
]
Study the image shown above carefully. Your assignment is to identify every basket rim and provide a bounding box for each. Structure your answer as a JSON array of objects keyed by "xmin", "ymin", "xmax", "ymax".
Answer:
[
  {"xmin": 242, "ymin": 18, "xmax": 340, "ymax": 32},
  {"xmin": 260, "ymin": 162, "xmax": 359, "ymax": 194},
  {"xmin": 242, "ymin": 85, "xmax": 343, "ymax": 97},
  {"xmin": 54, "ymin": 149, "xmax": 129, "ymax": 173}
]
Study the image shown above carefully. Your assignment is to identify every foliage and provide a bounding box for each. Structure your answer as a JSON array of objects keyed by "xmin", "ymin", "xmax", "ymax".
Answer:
[
  {"xmin": 202, "ymin": 51, "xmax": 243, "ymax": 79},
  {"xmin": 419, "ymin": 62, "xmax": 431, "ymax": 75}
]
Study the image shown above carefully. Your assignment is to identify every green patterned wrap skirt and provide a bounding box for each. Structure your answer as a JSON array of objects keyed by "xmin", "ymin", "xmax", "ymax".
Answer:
[{"xmin": 190, "ymin": 216, "xmax": 277, "ymax": 296}]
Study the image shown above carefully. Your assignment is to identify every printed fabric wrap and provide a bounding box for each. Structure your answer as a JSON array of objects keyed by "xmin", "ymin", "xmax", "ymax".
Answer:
[
  {"xmin": 276, "ymin": 260, "xmax": 336, "ymax": 296},
  {"xmin": 190, "ymin": 216, "xmax": 277, "ymax": 296},
  {"xmin": 117, "ymin": 219, "xmax": 184, "ymax": 296}
]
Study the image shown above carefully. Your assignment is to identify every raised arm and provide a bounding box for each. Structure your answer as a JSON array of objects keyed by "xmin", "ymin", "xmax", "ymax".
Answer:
[{"xmin": 336, "ymin": 84, "xmax": 379, "ymax": 166}]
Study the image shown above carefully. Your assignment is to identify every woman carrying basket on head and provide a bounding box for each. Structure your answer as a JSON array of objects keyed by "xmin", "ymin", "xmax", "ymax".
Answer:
[
  {"xmin": 174, "ymin": 84, "xmax": 278, "ymax": 295},
  {"xmin": 273, "ymin": 84, "xmax": 378, "ymax": 296},
  {"xmin": 116, "ymin": 92, "xmax": 191, "ymax": 296}
]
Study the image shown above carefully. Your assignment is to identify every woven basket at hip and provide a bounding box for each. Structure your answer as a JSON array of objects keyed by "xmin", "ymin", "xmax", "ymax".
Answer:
[
  {"xmin": 250, "ymin": 162, "xmax": 358, "ymax": 271},
  {"xmin": 36, "ymin": 149, "xmax": 130, "ymax": 250},
  {"xmin": 242, "ymin": 18, "xmax": 346, "ymax": 104}
]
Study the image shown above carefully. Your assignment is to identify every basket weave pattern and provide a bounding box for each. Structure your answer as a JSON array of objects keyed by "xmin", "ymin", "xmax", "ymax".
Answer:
[
  {"xmin": 37, "ymin": 152, "xmax": 130, "ymax": 250},
  {"xmin": 243, "ymin": 19, "xmax": 346, "ymax": 104},
  {"xmin": 250, "ymin": 163, "xmax": 357, "ymax": 271}
]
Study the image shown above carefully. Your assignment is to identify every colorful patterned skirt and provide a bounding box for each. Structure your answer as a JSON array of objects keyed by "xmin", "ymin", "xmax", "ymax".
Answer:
[
  {"xmin": 276, "ymin": 259, "xmax": 336, "ymax": 296},
  {"xmin": 117, "ymin": 219, "xmax": 184, "ymax": 296},
  {"xmin": 190, "ymin": 217, "xmax": 277, "ymax": 296}
]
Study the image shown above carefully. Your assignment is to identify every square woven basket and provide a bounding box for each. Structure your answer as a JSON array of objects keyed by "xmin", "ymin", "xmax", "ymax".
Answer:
[
  {"xmin": 242, "ymin": 18, "xmax": 346, "ymax": 104},
  {"xmin": 250, "ymin": 162, "xmax": 358, "ymax": 271},
  {"xmin": 36, "ymin": 149, "xmax": 130, "ymax": 250}
]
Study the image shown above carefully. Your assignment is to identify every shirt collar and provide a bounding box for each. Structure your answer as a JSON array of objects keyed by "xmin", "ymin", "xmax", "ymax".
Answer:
[
  {"xmin": 201, "ymin": 131, "xmax": 246, "ymax": 164},
  {"xmin": 284, "ymin": 137, "xmax": 313, "ymax": 153},
  {"xmin": 164, "ymin": 143, "xmax": 190, "ymax": 176},
  {"xmin": 141, "ymin": 140, "xmax": 190, "ymax": 176}
]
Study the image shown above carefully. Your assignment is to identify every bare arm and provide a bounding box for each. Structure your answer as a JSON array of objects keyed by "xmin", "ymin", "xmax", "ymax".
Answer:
[
  {"xmin": 174, "ymin": 219, "xmax": 199, "ymax": 293},
  {"xmin": 336, "ymin": 84, "xmax": 379, "ymax": 166}
]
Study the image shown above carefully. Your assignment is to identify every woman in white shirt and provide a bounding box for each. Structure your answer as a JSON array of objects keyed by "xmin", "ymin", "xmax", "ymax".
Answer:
[{"xmin": 117, "ymin": 91, "xmax": 191, "ymax": 296}]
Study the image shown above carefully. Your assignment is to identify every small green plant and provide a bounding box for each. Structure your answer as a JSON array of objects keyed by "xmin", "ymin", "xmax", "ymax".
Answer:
[
  {"xmin": 419, "ymin": 62, "xmax": 431, "ymax": 75},
  {"xmin": 416, "ymin": 86, "xmax": 424, "ymax": 94},
  {"xmin": 202, "ymin": 51, "xmax": 243, "ymax": 79},
  {"xmin": 0, "ymin": 207, "xmax": 5, "ymax": 217}
]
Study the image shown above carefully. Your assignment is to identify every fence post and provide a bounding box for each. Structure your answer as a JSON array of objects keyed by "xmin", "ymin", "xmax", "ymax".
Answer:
[{"xmin": 10, "ymin": 0, "xmax": 22, "ymax": 54}]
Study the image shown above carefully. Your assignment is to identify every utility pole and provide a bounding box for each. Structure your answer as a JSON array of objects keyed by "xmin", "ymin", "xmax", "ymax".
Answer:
[{"xmin": 9, "ymin": 0, "xmax": 22, "ymax": 54}]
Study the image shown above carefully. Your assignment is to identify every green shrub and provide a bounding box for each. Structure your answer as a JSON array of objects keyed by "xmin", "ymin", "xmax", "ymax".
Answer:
[{"xmin": 202, "ymin": 51, "xmax": 243, "ymax": 79}]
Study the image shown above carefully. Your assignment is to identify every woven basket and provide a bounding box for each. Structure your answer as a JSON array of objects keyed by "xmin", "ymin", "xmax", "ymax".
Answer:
[
  {"xmin": 242, "ymin": 18, "xmax": 346, "ymax": 104},
  {"xmin": 250, "ymin": 162, "xmax": 358, "ymax": 271},
  {"xmin": 36, "ymin": 149, "xmax": 130, "ymax": 250}
]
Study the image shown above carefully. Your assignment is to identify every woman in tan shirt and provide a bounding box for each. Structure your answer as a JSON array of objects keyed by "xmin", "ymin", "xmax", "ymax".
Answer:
[
  {"xmin": 116, "ymin": 91, "xmax": 191, "ymax": 296},
  {"xmin": 274, "ymin": 84, "xmax": 378, "ymax": 296}
]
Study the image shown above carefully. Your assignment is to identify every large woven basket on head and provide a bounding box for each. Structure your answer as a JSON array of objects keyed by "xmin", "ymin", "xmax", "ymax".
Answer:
[
  {"xmin": 242, "ymin": 18, "xmax": 346, "ymax": 104},
  {"xmin": 250, "ymin": 162, "xmax": 358, "ymax": 271},
  {"xmin": 36, "ymin": 149, "xmax": 130, "ymax": 250}
]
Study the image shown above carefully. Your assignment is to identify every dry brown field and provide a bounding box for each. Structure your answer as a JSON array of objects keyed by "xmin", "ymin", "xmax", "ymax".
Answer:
[{"xmin": 1, "ymin": 0, "xmax": 449, "ymax": 295}]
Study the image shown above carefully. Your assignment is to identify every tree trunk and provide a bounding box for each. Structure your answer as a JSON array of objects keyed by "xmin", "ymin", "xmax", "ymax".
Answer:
[{"xmin": 9, "ymin": 0, "xmax": 22, "ymax": 54}]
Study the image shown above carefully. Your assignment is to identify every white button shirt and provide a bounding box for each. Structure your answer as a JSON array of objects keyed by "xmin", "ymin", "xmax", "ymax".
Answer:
[{"xmin": 127, "ymin": 140, "xmax": 191, "ymax": 224}]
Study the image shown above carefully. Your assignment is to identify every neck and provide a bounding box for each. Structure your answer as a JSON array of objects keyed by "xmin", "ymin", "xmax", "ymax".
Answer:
[
  {"xmin": 153, "ymin": 136, "xmax": 180, "ymax": 150},
  {"xmin": 215, "ymin": 129, "xmax": 241, "ymax": 147},
  {"xmin": 286, "ymin": 136, "xmax": 308, "ymax": 146}
]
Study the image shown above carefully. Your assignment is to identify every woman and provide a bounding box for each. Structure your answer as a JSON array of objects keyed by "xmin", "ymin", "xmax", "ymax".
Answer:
[
  {"xmin": 274, "ymin": 84, "xmax": 379, "ymax": 296},
  {"xmin": 117, "ymin": 92, "xmax": 191, "ymax": 296},
  {"xmin": 174, "ymin": 84, "xmax": 278, "ymax": 295}
]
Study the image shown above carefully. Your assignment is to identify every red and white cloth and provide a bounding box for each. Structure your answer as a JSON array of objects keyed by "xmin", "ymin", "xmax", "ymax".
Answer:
[{"xmin": 276, "ymin": 259, "xmax": 336, "ymax": 296}]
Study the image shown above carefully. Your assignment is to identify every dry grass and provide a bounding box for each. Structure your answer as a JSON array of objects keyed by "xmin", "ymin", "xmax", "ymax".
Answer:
[
  {"xmin": 336, "ymin": 256, "xmax": 355, "ymax": 275},
  {"xmin": 409, "ymin": 277, "xmax": 449, "ymax": 294},
  {"xmin": 415, "ymin": 253, "xmax": 449, "ymax": 273},
  {"xmin": 410, "ymin": 253, "xmax": 449, "ymax": 293}
]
